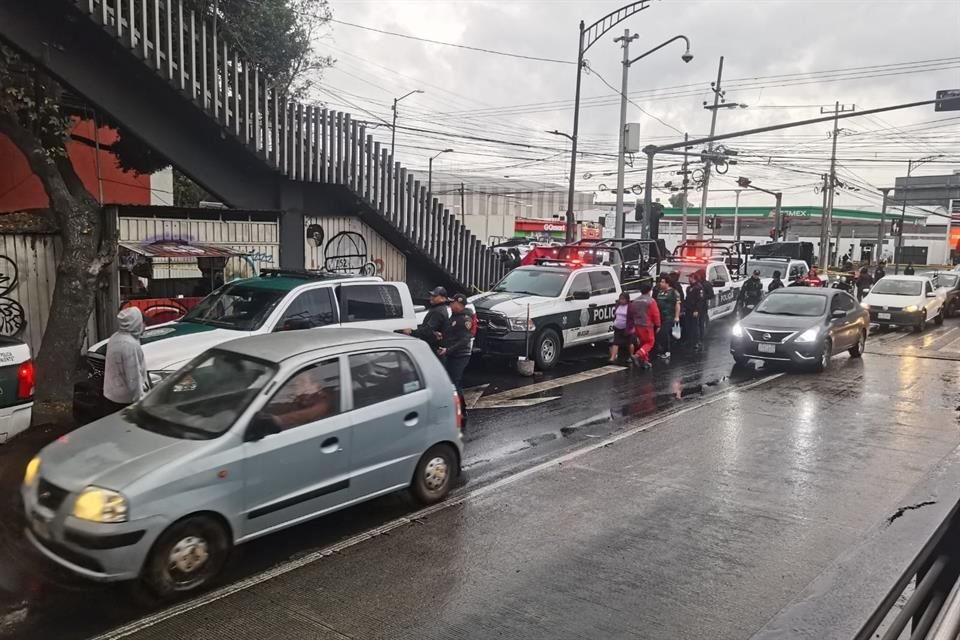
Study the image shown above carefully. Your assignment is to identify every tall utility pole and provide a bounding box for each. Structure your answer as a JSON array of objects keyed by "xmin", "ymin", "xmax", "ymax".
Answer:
[
  {"xmin": 698, "ymin": 57, "xmax": 725, "ymax": 239},
  {"xmin": 877, "ymin": 187, "xmax": 890, "ymax": 262},
  {"xmin": 817, "ymin": 101, "xmax": 855, "ymax": 269},
  {"xmin": 894, "ymin": 154, "xmax": 945, "ymax": 273},
  {"xmin": 390, "ymin": 89, "xmax": 423, "ymax": 160},
  {"xmin": 614, "ymin": 29, "xmax": 639, "ymax": 238},
  {"xmin": 681, "ymin": 133, "xmax": 690, "ymax": 241},
  {"xmin": 459, "ymin": 183, "xmax": 466, "ymax": 227}
]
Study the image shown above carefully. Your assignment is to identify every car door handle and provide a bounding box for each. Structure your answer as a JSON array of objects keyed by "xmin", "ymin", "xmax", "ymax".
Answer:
[
  {"xmin": 404, "ymin": 412, "xmax": 419, "ymax": 426},
  {"xmin": 320, "ymin": 437, "xmax": 341, "ymax": 454}
]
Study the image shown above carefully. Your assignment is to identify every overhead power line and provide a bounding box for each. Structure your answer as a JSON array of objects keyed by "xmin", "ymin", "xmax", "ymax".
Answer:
[{"xmin": 328, "ymin": 18, "xmax": 576, "ymax": 65}]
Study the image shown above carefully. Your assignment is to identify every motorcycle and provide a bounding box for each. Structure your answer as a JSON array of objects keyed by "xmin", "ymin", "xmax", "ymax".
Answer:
[{"xmin": 830, "ymin": 274, "xmax": 856, "ymax": 295}]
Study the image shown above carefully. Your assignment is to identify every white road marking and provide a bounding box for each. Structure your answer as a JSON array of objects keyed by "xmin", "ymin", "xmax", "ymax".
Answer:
[
  {"xmin": 477, "ymin": 365, "xmax": 624, "ymax": 403},
  {"xmin": 88, "ymin": 373, "xmax": 783, "ymax": 640},
  {"xmin": 461, "ymin": 384, "xmax": 489, "ymax": 409},
  {"xmin": 473, "ymin": 396, "xmax": 561, "ymax": 409}
]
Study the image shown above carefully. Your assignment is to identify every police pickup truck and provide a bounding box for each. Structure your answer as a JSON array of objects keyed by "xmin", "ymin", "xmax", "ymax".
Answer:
[
  {"xmin": 655, "ymin": 257, "xmax": 745, "ymax": 321},
  {"xmin": 471, "ymin": 264, "xmax": 622, "ymax": 370}
]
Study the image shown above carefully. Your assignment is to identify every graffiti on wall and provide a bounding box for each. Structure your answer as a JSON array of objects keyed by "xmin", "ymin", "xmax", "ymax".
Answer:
[
  {"xmin": 321, "ymin": 230, "xmax": 381, "ymax": 276},
  {"xmin": 0, "ymin": 256, "xmax": 25, "ymax": 337}
]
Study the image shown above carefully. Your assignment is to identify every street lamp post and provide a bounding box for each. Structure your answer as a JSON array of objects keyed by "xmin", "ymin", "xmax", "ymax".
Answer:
[
  {"xmin": 565, "ymin": 2, "xmax": 655, "ymax": 242},
  {"xmin": 736, "ymin": 177, "xmax": 783, "ymax": 239},
  {"xmin": 613, "ymin": 33, "xmax": 692, "ymax": 238},
  {"xmin": 895, "ymin": 154, "xmax": 944, "ymax": 273},
  {"xmin": 390, "ymin": 89, "xmax": 423, "ymax": 160},
  {"xmin": 428, "ymin": 148, "xmax": 453, "ymax": 204}
]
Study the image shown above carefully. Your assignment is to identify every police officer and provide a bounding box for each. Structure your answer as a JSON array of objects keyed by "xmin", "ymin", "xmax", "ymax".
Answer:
[
  {"xmin": 768, "ymin": 270, "xmax": 785, "ymax": 293},
  {"xmin": 738, "ymin": 269, "xmax": 764, "ymax": 317},
  {"xmin": 402, "ymin": 286, "xmax": 449, "ymax": 351},
  {"xmin": 439, "ymin": 293, "xmax": 473, "ymax": 420}
]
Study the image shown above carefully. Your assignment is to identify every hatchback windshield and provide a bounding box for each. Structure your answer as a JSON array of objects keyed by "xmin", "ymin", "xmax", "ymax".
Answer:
[
  {"xmin": 182, "ymin": 284, "xmax": 286, "ymax": 331},
  {"xmin": 493, "ymin": 268, "xmax": 570, "ymax": 298},
  {"xmin": 871, "ymin": 279, "xmax": 922, "ymax": 296},
  {"xmin": 130, "ymin": 350, "xmax": 276, "ymax": 439},
  {"xmin": 755, "ymin": 292, "xmax": 826, "ymax": 317}
]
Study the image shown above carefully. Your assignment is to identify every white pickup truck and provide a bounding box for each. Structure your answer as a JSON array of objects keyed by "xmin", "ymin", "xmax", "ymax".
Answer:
[
  {"xmin": 654, "ymin": 258, "xmax": 745, "ymax": 321},
  {"xmin": 470, "ymin": 264, "xmax": 624, "ymax": 370},
  {"xmin": 86, "ymin": 271, "xmax": 417, "ymax": 387}
]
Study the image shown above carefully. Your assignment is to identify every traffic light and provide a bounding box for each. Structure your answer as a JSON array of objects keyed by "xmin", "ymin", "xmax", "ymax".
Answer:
[
  {"xmin": 634, "ymin": 203, "xmax": 645, "ymax": 222},
  {"xmin": 649, "ymin": 202, "xmax": 665, "ymax": 239},
  {"xmin": 737, "ymin": 177, "xmax": 751, "ymax": 188},
  {"xmin": 891, "ymin": 219, "xmax": 903, "ymax": 236}
]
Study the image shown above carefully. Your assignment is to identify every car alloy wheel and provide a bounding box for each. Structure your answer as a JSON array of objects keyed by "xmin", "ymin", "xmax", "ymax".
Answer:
[{"xmin": 168, "ymin": 536, "xmax": 209, "ymax": 580}]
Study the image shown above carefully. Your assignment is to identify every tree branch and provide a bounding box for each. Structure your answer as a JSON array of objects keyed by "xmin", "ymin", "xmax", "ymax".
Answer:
[{"xmin": 0, "ymin": 110, "xmax": 75, "ymax": 217}]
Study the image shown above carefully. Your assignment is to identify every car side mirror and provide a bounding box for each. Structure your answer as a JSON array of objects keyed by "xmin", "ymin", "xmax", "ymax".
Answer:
[
  {"xmin": 572, "ymin": 290, "xmax": 591, "ymax": 301},
  {"xmin": 927, "ymin": 292, "xmax": 936, "ymax": 298},
  {"xmin": 712, "ymin": 280, "xmax": 725, "ymax": 288},
  {"xmin": 245, "ymin": 412, "xmax": 281, "ymax": 442},
  {"xmin": 831, "ymin": 309, "xmax": 846, "ymax": 319}
]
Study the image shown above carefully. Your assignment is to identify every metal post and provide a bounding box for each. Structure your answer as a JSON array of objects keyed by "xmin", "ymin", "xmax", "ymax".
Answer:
[
  {"xmin": 681, "ymin": 133, "xmax": 689, "ymax": 242},
  {"xmin": 565, "ymin": 21, "xmax": 586, "ymax": 243},
  {"xmin": 895, "ymin": 160, "xmax": 913, "ymax": 274},
  {"xmin": 428, "ymin": 156, "xmax": 434, "ymax": 204},
  {"xmin": 699, "ymin": 56, "xmax": 724, "ymax": 239},
  {"xmin": 733, "ymin": 189, "xmax": 740, "ymax": 241},
  {"xmin": 460, "ymin": 182, "xmax": 466, "ymax": 228},
  {"xmin": 823, "ymin": 102, "xmax": 841, "ymax": 267},
  {"xmin": 877, "ymin": 187, "xmax": 890, "ymax": 263},
  {"xmin": 642, "ymin": 148, "xmax": 655, "ymax": 239},
  {"xmin": 390, "ymin": 97, "xmax": 398, "ymax": 162},
  {"xmin": 774, "ymin": 192, "xmax": 783, "ymax": 240},
  {"xmin": 614, "ymin": 29, "xmax": 637, "ymax": 239}
]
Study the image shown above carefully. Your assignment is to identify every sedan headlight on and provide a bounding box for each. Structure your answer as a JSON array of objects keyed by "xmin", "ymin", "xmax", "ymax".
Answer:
[
  {"xmin": 507, "ymin": 317, "xmax": 537, "ymax": 332},
  {"xmin": 860, "ymin": 302, "xmax": 870, "ymax": 309},
  {"xmin": 731, "ymin": 322, "xmax": 743, "ymax": 338},
  {"xmin": 903, "ymin": 305, "xmax": 919, "ymax": 313},
  {"xmin": 23, "ymin": 456, "xmax": 40, "ymax": 487},
  {"xmin": 73, "ymin": 487, "xmax": 128, "ymax": 523},
  {"xmin": 795, "ymin": 327, "xmax": 820, "ymax": 343},
  {"xmin": 147, "ymin": 370, "xmax": 175, "ymax": 387}
]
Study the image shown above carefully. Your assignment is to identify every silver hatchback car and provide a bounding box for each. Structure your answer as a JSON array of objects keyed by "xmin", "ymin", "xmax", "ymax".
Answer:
[{"xmin": 22, "ymin": 329, "xmax": 463, "ymax": 598}]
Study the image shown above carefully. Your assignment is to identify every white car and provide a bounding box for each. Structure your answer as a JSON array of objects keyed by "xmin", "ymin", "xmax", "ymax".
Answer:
[
  {"xmin": 861, "ymin": 275, "xmax": 946, "ymax": 332},
  {"xmin": 0, "ymin": 337, "xmax": 33, "ymax": 444},
  {"xmin": 86, "ymin": 270, "xmax": 416, "ymax": 388}
]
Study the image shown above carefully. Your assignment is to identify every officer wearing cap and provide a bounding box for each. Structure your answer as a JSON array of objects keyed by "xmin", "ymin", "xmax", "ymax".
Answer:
[
  {"xmin": 738, "ymin": 268, "xmax": 764, "ymax": 314},
  {"xmin": 439, "ymin": 293, "xmax": 473, "ymax": 419},
  {"xmin": 402, "ymin": 286, "xmax": 449, "ymax": 350}
]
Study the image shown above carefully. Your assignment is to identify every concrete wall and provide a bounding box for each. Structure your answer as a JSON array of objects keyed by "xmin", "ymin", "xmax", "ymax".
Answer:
[{"xmin": 304, "ymin": 215, "xmax": 406, "ymax": 282}]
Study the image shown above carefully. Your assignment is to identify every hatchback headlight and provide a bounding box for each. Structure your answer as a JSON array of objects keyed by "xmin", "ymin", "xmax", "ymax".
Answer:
[
  {"xmin": 24, "ymin": 456, "xmax": 40, "ymax": 487},
  {"xmin": 731, "ymin": 322, "xmax": 743, "ymax": 338},
  {"xmin": 795, "ymin": 327, "xmax": 820, "ymax": 343},
  {"xmin": 507, "ymin": 317, "xmax": 537, "ymax": 332},
  {"xmin": 73, "ymin": 487, "xmax": 128, "ymax": 523},
  {"xmin": 903, "ymin": 305, "xmax": 919, "ymax": 313}
]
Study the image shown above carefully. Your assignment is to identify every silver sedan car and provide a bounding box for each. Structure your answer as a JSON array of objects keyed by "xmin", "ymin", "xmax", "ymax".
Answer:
[{"xmin": 22, "ymin": 329, "xmax": 463, "ymax": 598}]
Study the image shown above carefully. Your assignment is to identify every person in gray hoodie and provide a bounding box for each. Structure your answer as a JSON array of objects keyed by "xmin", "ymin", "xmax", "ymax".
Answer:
[{"xmin": 103, "ymin": 307, "xmax": 147, "ymax": 413}]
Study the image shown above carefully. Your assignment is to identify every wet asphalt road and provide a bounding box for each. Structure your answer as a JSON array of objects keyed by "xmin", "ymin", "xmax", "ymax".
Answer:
[{"xmin": 3, "ymin": 317, "xmax": 960, "ymax": 639}]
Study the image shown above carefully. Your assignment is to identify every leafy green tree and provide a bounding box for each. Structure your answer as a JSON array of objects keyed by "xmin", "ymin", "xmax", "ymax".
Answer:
[{"xmin": 0, "ymin": 0, "xmax": 331, "ymax": 425}]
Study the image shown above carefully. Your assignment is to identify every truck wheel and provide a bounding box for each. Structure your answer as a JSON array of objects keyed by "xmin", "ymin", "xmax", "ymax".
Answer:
[
  {"xmin": 915, "ymin": 311, "xmax": 927, "ymax": 333},
  {"xmin": 533, "ymin": 328, "xmax": 561, "ymax": 370}
]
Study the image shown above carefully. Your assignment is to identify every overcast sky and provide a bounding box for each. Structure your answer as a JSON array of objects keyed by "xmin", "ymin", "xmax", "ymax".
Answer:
[{"xmin": 312, "ymin": 0, "xmax": 960, "ymax": 210}]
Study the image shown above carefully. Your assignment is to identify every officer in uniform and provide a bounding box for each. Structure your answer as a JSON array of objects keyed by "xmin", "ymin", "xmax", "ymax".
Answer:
[
  {"xmin": 402, "ymin": 286, "xmax": 449, "ymax": 351},
  {"xmin": 439, "ymin": 293, "xmax": 473, "ymax": 422}
]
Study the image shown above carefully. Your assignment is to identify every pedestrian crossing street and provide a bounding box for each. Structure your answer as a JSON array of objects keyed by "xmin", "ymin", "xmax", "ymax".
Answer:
[{"xmin": 865, "ymin": 321, "xmax": 960, "ymax": 361}]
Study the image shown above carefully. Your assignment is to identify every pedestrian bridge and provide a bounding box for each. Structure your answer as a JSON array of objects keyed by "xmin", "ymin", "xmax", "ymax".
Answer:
[{"xmin": 0, "ymin": 0, "xmax": 505, "ymax": 292}]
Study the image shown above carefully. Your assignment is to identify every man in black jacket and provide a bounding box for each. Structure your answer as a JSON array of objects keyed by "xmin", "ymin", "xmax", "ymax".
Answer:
[
  {"xmin": 402, "ymin": 286, "xmax": 449, "ymax": 351},
  {"xmin": 440, "ymin": 293, "xmax": 473, "ymax": 424}
]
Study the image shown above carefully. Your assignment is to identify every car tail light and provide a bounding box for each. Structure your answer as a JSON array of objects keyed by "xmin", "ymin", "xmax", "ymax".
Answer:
[
  {"xmin": 18, "ymin": 360, "xmax": 35, "ymax": 401},
  {"xmin": 454, "ymin": 390, "xmax": 463, "ymax": 431}
]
